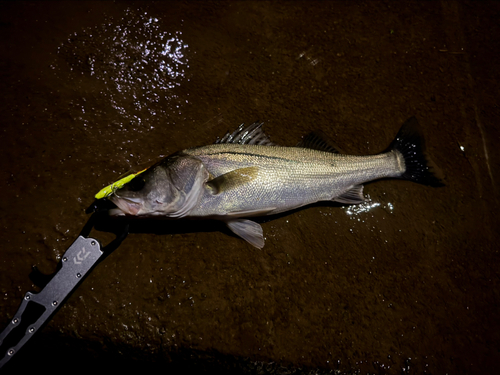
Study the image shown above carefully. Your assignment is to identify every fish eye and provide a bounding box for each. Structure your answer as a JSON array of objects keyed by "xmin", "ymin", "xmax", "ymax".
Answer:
[{"xmin": 127, "ymin": 176, "xmax": 146, "ymax": 191}]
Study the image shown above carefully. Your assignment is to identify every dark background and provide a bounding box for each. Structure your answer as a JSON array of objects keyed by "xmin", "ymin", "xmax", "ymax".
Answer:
[{"xmin": 0, "ymin": 1, "xmax": 499, "ymax": 374}]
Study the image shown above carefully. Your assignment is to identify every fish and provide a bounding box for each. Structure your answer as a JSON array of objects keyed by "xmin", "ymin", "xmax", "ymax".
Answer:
[{"xmin": 95, "ymin": 117, "xmax": 442, "ymax": 248}]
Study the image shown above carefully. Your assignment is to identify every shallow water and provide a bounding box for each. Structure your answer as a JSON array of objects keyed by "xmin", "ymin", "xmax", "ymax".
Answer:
[{"xmin": 0, "ymin": 1, "xmax": 499, "ymax": 374}]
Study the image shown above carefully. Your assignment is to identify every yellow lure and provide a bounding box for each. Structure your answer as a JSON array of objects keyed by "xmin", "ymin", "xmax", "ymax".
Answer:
[{"xmin": 95, "ymin": 168, "xmax": 148, "ymax": 199}]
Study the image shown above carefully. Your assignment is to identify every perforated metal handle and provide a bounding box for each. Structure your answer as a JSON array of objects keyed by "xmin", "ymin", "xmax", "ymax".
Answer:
[{"xmin": 0, "ymin": 236, "xmax": 103, "ymax": 369}]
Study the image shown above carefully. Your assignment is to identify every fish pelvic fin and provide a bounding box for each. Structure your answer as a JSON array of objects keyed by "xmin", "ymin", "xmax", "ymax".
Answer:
[
  {"xmin": 390, "ymin": 117, "xmax": 444, "ymax": 187},
  {"xmin": 226, "ymin": 219, "xmax": 265, "ymax": 249}
]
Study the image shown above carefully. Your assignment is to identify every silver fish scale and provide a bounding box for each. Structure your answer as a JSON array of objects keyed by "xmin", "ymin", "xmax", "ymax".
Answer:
[{"xmin": 183, "ymin": 143, "xmax": 403, "ymax": 217}]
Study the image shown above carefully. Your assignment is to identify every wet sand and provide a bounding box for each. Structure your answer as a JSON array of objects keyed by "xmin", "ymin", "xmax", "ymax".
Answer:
[{"xmin": 0, "ymin": 1, "xmax": 499, "ymax": 373}]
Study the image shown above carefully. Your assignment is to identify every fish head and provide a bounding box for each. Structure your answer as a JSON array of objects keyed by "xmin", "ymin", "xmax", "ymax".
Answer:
[
  {"xmin": 109, "ymin": 165, "xmax": 178, "ymax": 216},
  {"xmin": 109, "ymin": 154, "xmax": 208, "ymax": 218}
]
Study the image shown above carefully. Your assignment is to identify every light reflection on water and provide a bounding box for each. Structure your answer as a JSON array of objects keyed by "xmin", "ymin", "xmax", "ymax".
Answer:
[
  {"xmin": 339, "ymin": 195, "xmax": 397, "ymax": 240},
  {"xmin": 343, "ymin": 195, "xmax": 394, "ymax": 216},
  {"xmin": 54, "ymin": 8, "xmax": 189, "ymax": 133}
]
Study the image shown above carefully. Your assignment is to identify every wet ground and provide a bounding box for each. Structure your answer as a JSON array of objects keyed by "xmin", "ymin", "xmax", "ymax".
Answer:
[{"xmin": 0, "ymin": 1, "xmax": 499, "ymax": 374}]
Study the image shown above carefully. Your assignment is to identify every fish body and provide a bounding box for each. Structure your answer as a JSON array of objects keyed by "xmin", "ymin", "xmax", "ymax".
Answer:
[
  {"xmin": 183, "ymin": 143, "xmax": 402, "ymax": 217},
  {"xmin": 102, "ymin": 117, "xmax": 442, "ymax": 248}
]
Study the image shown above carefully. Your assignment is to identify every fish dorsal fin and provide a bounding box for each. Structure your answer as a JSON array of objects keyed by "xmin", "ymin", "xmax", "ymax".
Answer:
[
  {"xmin": 226, "ymin": 219, "xmax": 265, "ymax": 248},
  {"xmin": 296, "ymin": 131, "xmax": 342, "ymax": 153},
  {"xmin": 206, "ymin": 167, "xmax": 260, "ymax": 194},
  {"xmin": 333, "ymin": 185, "xmax": 366, "ymax": 204},
  {"xmin": 216, "ymin": 121, "xmax": 276, "ymax": 146}
]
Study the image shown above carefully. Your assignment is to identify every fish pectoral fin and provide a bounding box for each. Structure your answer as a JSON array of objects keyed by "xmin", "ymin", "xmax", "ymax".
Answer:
[
  {"xmin": 333, "ymin": 185, "xmax": 366, "ymax": 204},
  {"xmin": 226, "ymin": 219, "xmax": 265, "ymax": 249},
  {"xmin": 206, "ymin": 167, "xmax": 260, "ymax": 195}
]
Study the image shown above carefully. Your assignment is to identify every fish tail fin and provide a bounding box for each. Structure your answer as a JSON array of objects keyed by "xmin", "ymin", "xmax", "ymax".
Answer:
[{"xmin": 390, "ymin": 117, "xmax": 444, "ymax": 187}]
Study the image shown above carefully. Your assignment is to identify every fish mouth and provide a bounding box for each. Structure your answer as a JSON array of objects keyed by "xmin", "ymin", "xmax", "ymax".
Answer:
[{"xmin": 109, "ymin": 196, "xmax": 143, "ymax": 216}]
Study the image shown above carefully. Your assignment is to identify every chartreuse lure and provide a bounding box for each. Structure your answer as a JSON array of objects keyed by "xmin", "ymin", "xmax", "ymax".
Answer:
[{"xmin": 94, "ymin": 168, "xmax": 148, "ymax": 199}]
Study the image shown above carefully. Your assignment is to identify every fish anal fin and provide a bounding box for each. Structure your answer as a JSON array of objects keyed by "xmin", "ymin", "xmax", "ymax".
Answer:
[
  {"xmin": 333, "ymin": 185, "xmax": 366, "ymax": 204},
  {"xmin": 226, "ymin": 219, "xmax": 265, "ymax": 249},
  {"xmin": 207, "ymin": 167, "xmax": 260, "ymax": 194}
]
